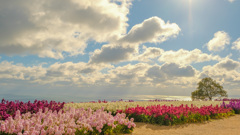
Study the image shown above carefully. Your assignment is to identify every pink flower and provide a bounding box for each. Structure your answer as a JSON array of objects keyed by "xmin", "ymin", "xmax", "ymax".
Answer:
[
  {"xmin": 1, "ymin": 124, "xmax": 6, "ymax": 131},
  {"xmin": 23, "ymin": 131, "xmax": 29, "ymax": 135},
  {"xmin": 55, "ymin": 130, "xmax": 62, "ymax": 135},
  {"xmin": 40, "ymin": 129, "xmax": 46, "ymax": 135},
  {"xmin": 67, "ymin": 128, "xmax": 72, "ymax": 134}
]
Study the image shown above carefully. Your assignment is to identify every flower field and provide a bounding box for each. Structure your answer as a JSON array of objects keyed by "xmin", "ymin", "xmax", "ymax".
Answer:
[
  {"xmin": 0, "ymin": 99, "xmax": 240, "ymax": 135},
  {"xmin": 63, "ymin": 100, "xmax": 227, "ymax": 112}
]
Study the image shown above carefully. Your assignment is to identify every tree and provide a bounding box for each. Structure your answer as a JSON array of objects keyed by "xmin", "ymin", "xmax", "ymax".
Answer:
[{"xmin": 191, "ymin": 77, "xmax": 228, "ymax": 101}]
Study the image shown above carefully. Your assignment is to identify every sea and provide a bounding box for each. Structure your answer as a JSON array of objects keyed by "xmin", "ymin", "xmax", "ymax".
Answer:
[{"xmin": 1, "ymin": 94, "xmax": 240, "ymax": 103}]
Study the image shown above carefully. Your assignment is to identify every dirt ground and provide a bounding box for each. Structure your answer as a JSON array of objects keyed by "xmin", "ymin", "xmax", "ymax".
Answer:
[{"xmin": 127, "ymin": 114, "xmax": 240, "ymax": 135}]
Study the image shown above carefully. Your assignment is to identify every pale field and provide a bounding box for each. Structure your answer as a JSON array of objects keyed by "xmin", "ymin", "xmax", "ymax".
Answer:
[{"xmin": 64, "ymin": 101, "xmax": 229, "ymax": 112}]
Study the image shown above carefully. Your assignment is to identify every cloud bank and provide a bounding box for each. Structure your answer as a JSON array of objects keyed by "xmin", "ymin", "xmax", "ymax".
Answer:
[{"xmin": 0, "ymin": 0, "xmax": 131, "ymax": 59}]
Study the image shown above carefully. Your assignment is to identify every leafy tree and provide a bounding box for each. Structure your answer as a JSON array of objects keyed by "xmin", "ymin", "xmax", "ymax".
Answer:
[{"xmin": 191, "ymin": 77, "xmax": 228, "ymax": 101}]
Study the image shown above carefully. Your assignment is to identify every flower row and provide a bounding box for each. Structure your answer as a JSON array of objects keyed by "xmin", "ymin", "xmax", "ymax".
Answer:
[
  {"xmin": 0, "ymin": 99, "xmax": 65, "ymax": 120},
  {"xmin": 0, "ymin": 107, "xmax": 136, "ymax": 135},
  {"xmin": 87, "ymin": 99, "xmax": 135, "ymax": 103},
  {"xmin": 117, "ymin": 104, "xmax": 234, "ymax": 126},
  {"xmin": 215, "ymin": 98, "xmax": 240, "ymax": 101},
  {"xmin": 64, "ymin": 101, "xmax": 225, "ymax": 113},
  {"xmin": 221, "ymin": 100, "xmax": 240, "ymax": 114}
]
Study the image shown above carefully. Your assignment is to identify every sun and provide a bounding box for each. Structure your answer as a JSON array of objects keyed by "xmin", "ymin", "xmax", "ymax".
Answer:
[{"xmin": 188, "ymin": 0, "xmax": 192, "ymax": 4}]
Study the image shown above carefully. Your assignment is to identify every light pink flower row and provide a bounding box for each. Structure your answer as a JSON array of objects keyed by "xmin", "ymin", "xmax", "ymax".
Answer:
[{"xmin": 0, "ymin": 107, "xmax": 136, "ymax": 135}]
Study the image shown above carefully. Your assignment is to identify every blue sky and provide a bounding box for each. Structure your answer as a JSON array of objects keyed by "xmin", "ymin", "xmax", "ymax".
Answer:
[{"xmin": 0, "ymin": 0, "xmax": 240, "ymax": 101}]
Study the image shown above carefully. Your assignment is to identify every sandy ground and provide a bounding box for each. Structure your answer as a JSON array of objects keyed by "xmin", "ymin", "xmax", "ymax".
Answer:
[{"xmin": 127, "ymin": 114, "xmax": 240, "ymax": 135}]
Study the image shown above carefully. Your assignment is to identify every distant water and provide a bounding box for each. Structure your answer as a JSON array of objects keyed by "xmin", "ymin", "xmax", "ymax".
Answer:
[{"xmin": 0, "ymin": 94, "xmax": 239, "ymax": 103}]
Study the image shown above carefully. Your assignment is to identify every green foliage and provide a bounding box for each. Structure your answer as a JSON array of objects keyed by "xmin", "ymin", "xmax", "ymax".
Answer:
[
  {"xmin": 149, "ymin": 115, "xmax": 165, "ymax": 125},
  {"xmin": 126, "ymin": 111, "xmax": 234, "ymax": 126},
  {"xmin": 191, "ymin": 77, "xmax": 228, "ymax": 101},
  {"xmin": 233, "ymin": 109, "xmax": 240, "ymax": 114},
  {"xmin": 0, "ymin": 132, "xmax": 16, "ymax": 135},
  {"xmin": 113, "ymin": 123, "xmax": 134, "ymax": 134},
  {"xmin": 74, "ymin": 123, "xmax": 134, "ymax": 135},
  {"xmin": 128, "ymin": 113, "xmax": 150, "ymax": 123}
]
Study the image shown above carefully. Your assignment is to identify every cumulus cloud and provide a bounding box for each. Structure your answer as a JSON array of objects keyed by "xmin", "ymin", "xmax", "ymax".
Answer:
[
  {"xmin": 89, "ymin": 16, "xmax": 181, "ymax": 64},
  {"xmin": 158, "ymin": 49, "xmax": 221, "ymax": 65},
  {"xmin": 216, "ymin": 59, "xmax": 240, "ymax": 71},
  {"xmin": 106, "ymin": 63, "xmax": 150, "ymax": 86},
  {"xmin": 89, "ymin": 44, "xmax": 164, "ymax": 64},
  {"xmin": 0, "ymin": 60, "xmax": 198, "ymax": 89},
  {"xmin": 145, "ymin": 63, "xmax": 196, "ymax": 80},
  {"xmin": 135, "ymin": 46, "xmax": 164, "ymax": 62},
  {"xmin": 4, "ymin": 59, "xmax": 239, "ymax": 94},
  {"xmin": 41, "ymin": 62, "xmax": 113, "ymax": 85},
  {"xmin": 89, "ymin": 44, "xmax": 138, "ymax": 64},
  {"xmin": 206, "ymin": 31, "xmax": 230, "ymax": 51},
  {"xmin": 145, "ymin": 63, "xmax": 198, "ymax": 88},
  {"xmin": 199, "ymin": 58, "xmax": 240, "ymax": 87},
  {"xmin": 145, "ymin": 65, "xmax": 166, "ymax": 80},
  {"xmin": 101, "ymin": 63, "xmax": 198, "ymax": 88},
  {"xmin": 120, "ymin": 16, "xmax": 181, "ymax": 44},
  {"xmin": 231, "ymin": 38, "xmax": 240, "ymax": 50},
  {"xmin": 161, "ymin": 63, "xmax": 196, "ymax": 77},
  {"xmin": 0, "ymin": 61, "xmax": 113, "ymax": 86},
  {"xmin": 0, "ymin": 61, "xmax": 46, "ymax": 80},
  {"xmin": 0, "ymin": 0, "xmax": 131, "ymax": 59}
]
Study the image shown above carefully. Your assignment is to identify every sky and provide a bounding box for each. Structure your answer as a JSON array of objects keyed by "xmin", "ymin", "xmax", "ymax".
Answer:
[{"xmin": 0, "ymin": 0, "xmax": 240, "ymax": 101}]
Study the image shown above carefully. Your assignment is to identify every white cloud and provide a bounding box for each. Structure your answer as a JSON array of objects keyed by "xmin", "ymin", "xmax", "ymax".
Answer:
[
  {"xmin": 135, "ymin": 46, "xmax": 164, "ymax": 62},
  {"xmin": 216, "ymin": 58, "xmax": 240, "ymax": 71},
  {"xmin": 146, "ymin": 65, "xmax": 164, "ymax": 78},
  {"xmin": 231, "ymin": 38, "xmax": 240, "ymax": 50},
  {"xmin": 120, "ymin": 16, "xmax": 181, "ymax": 44},
  {"xmin": 102, "ymin": 62, "xmax": 197, "ymax": 88},
  {"xmin": 0, "ymin": 61, "xmax": 46, "ymax": 80},
  {"xmin": 145, "ymin": 63, "xmax": 198, "ymax": 88},
  {"xmin": 0, "ymin": 60, "xmax": 198, "ymax": 89},
  {"xmin": 161, "ymin": 63, "xmax": 196, "ymax": 77},
  {"xmin": 106, "ymin": 63, "xmax": 150, "ymax": 86},
  {"xmin": 228, "ymin": 0, "xmax": 235, "ymax": 3},
  {"xmin": 158, "ymin": 49, "xmax": 221, "ymax": 65},
  {"xmin": 199, "ymin": 58, "xmax": 240, "ymax": 86},
  {"xmin": 89, "ymin": 46, "xmax": 222, "ymax": 65},
  {"xmin": 89, "ymin": 44, "xmax": 138, "ymax": 64},
  {"xmin": 41, "ymin": 62, "xmax": 113, "ymax": 85},
  {"xmin": 145, "ymin": 63, "xmax": 196, "ymax": 82},
  {"xmin": 206, "ymin": 31, "xmax": 230, "ymax": 51},
  {"xmin": 0, "ymin": 0, "xmax": 131, "ymax": 59},
  {"xmin": 89, "ymin": 16, "xmax": 181, "ymax": 64},
  {"xmin": 0, "ymin": 61, "xmax": 113, "ymax": 86},
  {"xmin": 2, "ymin": 59, "xmax": 240, "ymax": 95}
]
